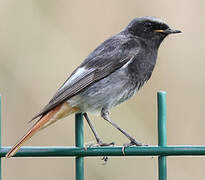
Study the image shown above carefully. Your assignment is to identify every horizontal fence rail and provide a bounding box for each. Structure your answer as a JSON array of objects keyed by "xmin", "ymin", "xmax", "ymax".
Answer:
[{"xmin": 1, "ymin": 146, "xmax": 205, "ymax": 157}]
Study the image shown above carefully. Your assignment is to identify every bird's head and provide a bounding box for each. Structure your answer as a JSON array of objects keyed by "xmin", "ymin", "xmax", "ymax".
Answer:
[{"xmin": 126, "ymin": 16, "xmax": 181, "ymax": 48}]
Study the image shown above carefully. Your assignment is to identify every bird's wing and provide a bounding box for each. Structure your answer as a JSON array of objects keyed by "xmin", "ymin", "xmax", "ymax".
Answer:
[{"xmin": 31, "ymin": 37, "xmax": 139, "ymax": 120}]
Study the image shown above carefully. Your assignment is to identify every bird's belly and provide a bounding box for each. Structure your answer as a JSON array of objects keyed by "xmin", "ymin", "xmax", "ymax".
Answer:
[{"xmin": 68, "ymin": 68, "xmax": 139, "ymax": 114}]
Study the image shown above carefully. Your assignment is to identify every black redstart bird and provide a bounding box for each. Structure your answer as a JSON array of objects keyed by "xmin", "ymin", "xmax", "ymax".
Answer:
[{"xmin": 6, "ymin": 16, "xmax": 181, "ymax": 157}]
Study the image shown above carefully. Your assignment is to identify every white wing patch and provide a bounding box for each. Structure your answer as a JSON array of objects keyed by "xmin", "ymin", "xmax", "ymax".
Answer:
[
  {"xmin": 59, "ymin": 67, "xmax": 95, "ymax": 91},
  {"xmin": 122, "ymin": 55, "xmax": 135, "ymax": 69}
]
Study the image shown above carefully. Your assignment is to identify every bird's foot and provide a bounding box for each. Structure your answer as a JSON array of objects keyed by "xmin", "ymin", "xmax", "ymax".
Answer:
[
  {"xmin": 97, "ymin": 140, "xmax": 115, "ymax": 147},
  {"xmin": 84, "ymin": 140, "xmax": 114, "ymax": 149},
  {"xmin": 123, "ymin": 139, "xmax": 144, "ymax": 147},
  {"xmin": 97, "ymin": 141, "xmax": 114, "ymax": 165},
  {"xmin": 122, "ymin": 139, "xmax": 148, "ymax": 155},
  {"xmin": 84, "ymin": 140, "xmax": 114, "ymax": 165}
]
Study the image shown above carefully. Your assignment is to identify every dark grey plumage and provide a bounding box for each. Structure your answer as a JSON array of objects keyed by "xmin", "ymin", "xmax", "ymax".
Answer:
[{"xmin": 33, "ymin": 16, "xmax": 180, "ymax": 120}]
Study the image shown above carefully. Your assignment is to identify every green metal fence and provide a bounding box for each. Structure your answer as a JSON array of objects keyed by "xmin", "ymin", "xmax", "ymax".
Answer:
[{"xmin": 1, "ymin": 91, "xmax": 205, "ymax": 180}]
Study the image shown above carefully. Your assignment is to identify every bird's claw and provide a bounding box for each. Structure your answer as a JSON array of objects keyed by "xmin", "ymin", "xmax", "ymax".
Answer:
[
  {"xmin": 122, "ymin": 140, "xmax": 148, "ymax": 155},
  {"xmin": 123, "ymin": 140, "xmax": 142, "ymax": 147},
  {"xmin": 84, "ymin": 141, "xmax": 114, "ymax": 165},
  {"xmin": 84, "ymin": 141, "xmax": 114, "ymax": 150},
  {"xmin": 97, "ymin": 140, "xmax": 115, "ymax": 147}
]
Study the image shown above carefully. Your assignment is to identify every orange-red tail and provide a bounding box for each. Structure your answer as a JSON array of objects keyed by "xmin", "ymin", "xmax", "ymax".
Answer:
[{"xmin": 6, "ymin": 102, "xmax": 79, "ymax": 158}]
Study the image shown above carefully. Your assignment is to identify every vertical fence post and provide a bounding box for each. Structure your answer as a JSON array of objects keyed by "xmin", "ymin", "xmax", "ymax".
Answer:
[
  {"xmin": 75, "ymin": 113, "xmax": 84, "ymax": 180},
  {"xmin": 0, "ymin": 96, "xmax": 2, "ymax": 180},
  {"xmin": 158, "ymin": 91, "xmax": 167, "ymax": 180}
]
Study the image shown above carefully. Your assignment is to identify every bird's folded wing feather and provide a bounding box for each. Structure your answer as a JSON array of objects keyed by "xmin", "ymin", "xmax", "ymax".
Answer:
[{"xmin": 31, "ymin": 37, "xmax": 139, "ymax": 120}]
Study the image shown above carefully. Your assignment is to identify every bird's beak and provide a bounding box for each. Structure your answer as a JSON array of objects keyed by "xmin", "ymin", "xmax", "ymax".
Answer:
[
  {"xmin": 164, "ymin": 28, "xmax": 182, "ymax": 34},
  {"xmin": 154, "ymin": 28, "xmax": 182, "ymax": 34}
]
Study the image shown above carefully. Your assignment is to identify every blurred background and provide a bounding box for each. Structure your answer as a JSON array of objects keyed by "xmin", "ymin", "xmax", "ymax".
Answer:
[{"xmin": 1, "ymin": 0, "xmax": 205, "ymax": 179}]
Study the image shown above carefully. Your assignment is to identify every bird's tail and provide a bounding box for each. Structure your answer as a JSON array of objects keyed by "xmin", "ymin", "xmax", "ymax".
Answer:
[{"xmin": 6, "ymin": 102, "xmax": 80, "ymax": 158}]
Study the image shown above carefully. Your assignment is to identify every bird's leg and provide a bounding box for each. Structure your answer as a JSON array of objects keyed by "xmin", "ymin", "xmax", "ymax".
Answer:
[
  {"xmin": 101, "ymin": 108, "xmax": 144, "ymax": 146},
  {"xmin": 83, "ymin": 113, "xmax": 114, "ymax": 146}
]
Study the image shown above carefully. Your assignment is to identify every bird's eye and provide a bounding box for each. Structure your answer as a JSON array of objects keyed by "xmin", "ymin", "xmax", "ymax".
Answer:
[
  {"xmin": 146, "ymin": 22, "xmax": 152, "ymax": 28},
  {"xmin": 144, "ymin": 22, "xmax": 153, "ymax": 32}
]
